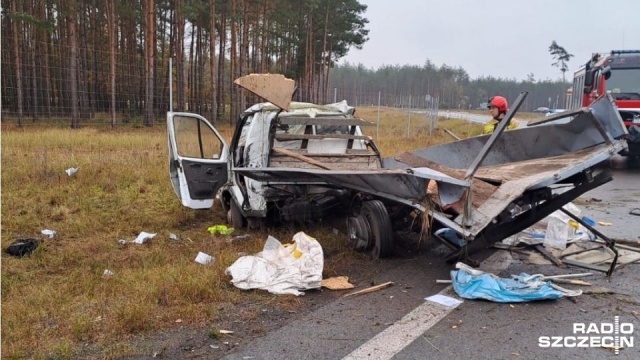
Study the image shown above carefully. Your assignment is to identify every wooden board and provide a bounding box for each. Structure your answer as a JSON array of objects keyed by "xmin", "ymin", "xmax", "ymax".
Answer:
[
  {"xmin": 270, "ymin": 148, "xmax": 381, "ymax": 170},
  {"xmin": 233, "ymin": 74, "xmax": 295, "ymax": 110},
  {"xmin": 279, "ymin": 116, "xmax": 374, "ymax": 126},
  {"xmin": 394, "ymin": 152, "xmax": 497, "ymax": 211},
  {"xmin": 275, "ymin": 133, "xmax": 371, "ymax": 141}
]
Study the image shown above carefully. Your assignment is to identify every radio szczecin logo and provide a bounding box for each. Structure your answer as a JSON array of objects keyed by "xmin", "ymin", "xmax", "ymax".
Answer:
[{"xmin": 539, "ymin": 316, "xmax": 634, "ymax": 354}]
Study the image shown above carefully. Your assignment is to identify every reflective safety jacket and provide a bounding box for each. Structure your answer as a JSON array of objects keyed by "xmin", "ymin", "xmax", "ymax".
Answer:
[{"xmin": 482, "ymin": 118, "xmax": 519, "ymax": 134}]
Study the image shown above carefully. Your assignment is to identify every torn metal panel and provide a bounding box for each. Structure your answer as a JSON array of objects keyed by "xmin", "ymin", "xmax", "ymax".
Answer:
[{"xmin": 233, "ymin": 167, "xmax": 469, "ymax": 208}]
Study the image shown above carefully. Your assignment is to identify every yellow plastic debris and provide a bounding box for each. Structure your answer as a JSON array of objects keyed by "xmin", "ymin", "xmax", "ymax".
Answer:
[{"xmin": 207, "ymin": 225, "xmax": 235, "ymax": 235}]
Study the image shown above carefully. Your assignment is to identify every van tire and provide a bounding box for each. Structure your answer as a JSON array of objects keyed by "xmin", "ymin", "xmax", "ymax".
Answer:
[
  {"xmin": 361, "ymin": 200, "xmax": 393, "ymax": 259},
  {"xmin": 228, "ymin": 198, "xmax": 246, "ymax": 229}
]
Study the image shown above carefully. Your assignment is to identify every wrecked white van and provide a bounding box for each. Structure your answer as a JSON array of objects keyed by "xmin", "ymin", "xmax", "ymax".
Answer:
[
  {"xmin": 168, "ymin": 75, "xmax": 628, "ymax": 269},
  {"xmin": 167, "ymin": 100, "xmax": 394, "ymax": 257}
]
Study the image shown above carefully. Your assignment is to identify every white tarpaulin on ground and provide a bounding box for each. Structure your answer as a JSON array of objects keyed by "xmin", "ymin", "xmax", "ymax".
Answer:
[{"xmin": 225, "ymin": 232, "xmax": 323, "ymax": 296}]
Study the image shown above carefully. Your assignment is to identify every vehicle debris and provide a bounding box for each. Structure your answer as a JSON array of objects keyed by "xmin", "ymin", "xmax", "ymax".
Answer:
[
  {"xmin": 102, "ymin": 269, "xmax": 114, "ymax": 278},
  {"xmin": 424, "ymin": 294, "xmax": 463, "ymax": 307},
  {"xmin": 534, "ymin": 244, "xmax": 563, "ymax": 267},
  {"xmin": 233, "ymin": 73, "xmax": 295, "ymax": 111},
  {"xmin": 4, "ymin": 238, "xmax": 40, "ymax": 256},
  {"xmin": 41, "ymin": 229, "xmax": 56, "ymax": 238},
  {"xmin": 225, "ymin": 232, "xmax": 323, "ymax": 296},
  {"xmin": 207, "ymin": 224, "xmax": 234, "ymax": 235},
  {"xmin": 321, "ymin": 276, "xmax": 354, "ymax": 290},
  {"xmin": 195, "ymin": 252, "xmax": 215, "ymax": 265},
  {"xmin": 344, "ymin": 281, "xmax": 394, "ymax": 297},
  {"xmin": 65, "ymin": 167, "xmax": 78, "ymax": 176},
  {"xmin": 132, "ymin": 231, "xmax": 156, "ymax": 244},
  {"xmin": 450, "ymin": 263, "xmax": 580, "ymax": 303}
]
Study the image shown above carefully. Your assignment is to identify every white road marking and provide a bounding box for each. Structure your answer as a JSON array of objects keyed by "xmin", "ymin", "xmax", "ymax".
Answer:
[{"xmin": 342, "ymin": 251, "xmax": 514, "ymax": 360}]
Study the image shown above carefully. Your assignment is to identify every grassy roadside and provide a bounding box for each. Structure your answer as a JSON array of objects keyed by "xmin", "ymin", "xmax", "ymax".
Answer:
[{"xmin": 1, "ymin": 108, "xmax": 482, "ymax": 359}]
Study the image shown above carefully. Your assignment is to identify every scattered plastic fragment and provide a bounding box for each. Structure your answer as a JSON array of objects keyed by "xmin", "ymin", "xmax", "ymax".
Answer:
[
  {"xmin": 597, "ymin": 221, "xmax": 613, "ymax": 226},
  {"xmin": 228, "ymin": 234, "xmax": 249, "ymax": 242},
  {"xmin": 207, "ymin": 224, "xmax": 234, "ymax": 235},
  {"xmin": 102, "ymin": 269, "xmax": 114, "ymax": 278},
  {"xmin": 434, "ymin": 228, "xmax": 465, "ymax": 247},
  {"xmin": 5, "ymin": 238, "xmax": 40, "ymax": 256},
  {"xmin": 132, "ymin": 231, "xmax": 156, "ymax": 244},
  {"xmin": 581, "ymin": 216, "xmax": 596, "ymax": 227},
  {"xmin": 195, "ymin": 251, "xmax": 215, "ymax": 265},
  {"xmin": 41, "ymin": 229, "xmax": 56, "ymax": 238},
  {"xmin": 425, "ymin": 294, "xmax": 463, "ymax": 307},
  {"xmin": 169, "ymin": 232, "xmax": 179, "ymax": 240},
  {"xmin": 450, "ymin": 263, "xmax": 575, "ymax": 303},
  {"xmin": 65, "ymin": 167, "xmax": 78, "ymax": 176},
  {"xmin": 117, "ymin": 239, "xmax": 127, "ymax": 245}
]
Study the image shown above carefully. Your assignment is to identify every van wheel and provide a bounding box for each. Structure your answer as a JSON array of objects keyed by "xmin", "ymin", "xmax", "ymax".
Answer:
[
  {"xmin": 227, "ymin": 198, "xmax": 246, "ymax": 229},
  {"xmin": 347, "ymin": 215, "xmax": 370, "ymax": 251},
  {"xmin": 361, "ymin": 200, "xmax": 393, "ymax": 259}
]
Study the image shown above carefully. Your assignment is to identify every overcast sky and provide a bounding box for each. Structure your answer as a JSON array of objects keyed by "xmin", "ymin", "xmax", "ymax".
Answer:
[{"xmin": 343, "ymin": 0, "xmax": 640, "ymax": 81}]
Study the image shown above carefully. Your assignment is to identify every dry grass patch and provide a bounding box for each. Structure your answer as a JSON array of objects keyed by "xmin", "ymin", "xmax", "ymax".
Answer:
[{"xmin": 1, "ymin": 110, "xmax": 480, "ymax": 359}]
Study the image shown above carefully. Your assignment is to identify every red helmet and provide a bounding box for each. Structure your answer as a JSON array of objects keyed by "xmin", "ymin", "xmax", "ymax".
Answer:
[{"xmin": 487, "ymin": 96, "xmax": 508, "ymax": 113}]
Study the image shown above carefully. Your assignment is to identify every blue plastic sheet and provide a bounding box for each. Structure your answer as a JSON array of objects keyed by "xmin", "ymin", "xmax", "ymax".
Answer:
[{"xmin": 451, "ymin": 270, "xmax": 564, "ymax": 303}]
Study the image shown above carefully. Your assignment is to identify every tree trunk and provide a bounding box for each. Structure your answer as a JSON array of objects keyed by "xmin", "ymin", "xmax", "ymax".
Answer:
[
  {"xmin": 195, "ymin": 21, "xmax": 201, "ymax": 114},
  {"xmin": 66, "ymin": 0, "xmax": 79, "ymax": 128},
  {"xmin": 106, "ymin": 0, "xmax": 116, "ymax": 127},
  {"xmin": 208, "ymin": 0, "xmax": 217, "ymax": 123},
  {"xmin": 91, "ymin": 0, "xmax": 98, "ymax": 113},
  {"xmin": 260, "ymin": 1, "xmax": 268, "ymax": 73},
  {"xmin": 239, "ymin": 0, "xmax": 248, "ymax": 111},
  {"xmin": 158, "ymin": 5, "xmax": 168, "ymax": 116},
  {"xmin": 321, "ymin": 2, "xmax": 329, "ymax": 104},
  {"xmin": 30, "ymin": 9, "xmax": 39, "ymax": 121},
  {"xmin": 175, "ymin": 0, "xmax": 185, "ymax": 111},
  {"xmin": 41, "ymin": 0, "xmax": 52, "ymax": 117},
  {"xmin": 144, "ymin": 0, "xmax": 155, "ymax": 126},
  {"xmin": 10, "ymin": 0, "xmax": 24, "ymax": 126},
  {"xmin": 78, "ymin": 0, "xmax": 91, "ymax": 121},
  {"xmin": 230, "ymin": 0, "xmax": 237, "ymax": 122},
  {"xmin": 217, "ymin": 8, "xmax": 226, "ymax": 120},
  {"xmin": 188, "ymin": 23, "xmax": 194, "ymax": 111}
]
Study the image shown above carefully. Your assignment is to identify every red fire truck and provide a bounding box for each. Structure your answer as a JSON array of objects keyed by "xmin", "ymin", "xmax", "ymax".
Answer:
[{"xmin": 568, "ymin": 50, "xmax": 640, "ymax": 158}]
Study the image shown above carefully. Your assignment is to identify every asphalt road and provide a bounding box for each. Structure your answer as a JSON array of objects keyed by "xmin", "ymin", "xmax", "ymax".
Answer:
[
  {"xmin": 221, "ymin": 167, "xmax": 640, "ymax": 360},
  {"xmin": 437, "ymin": 110, "xmax": 530, "ymax": 128}
]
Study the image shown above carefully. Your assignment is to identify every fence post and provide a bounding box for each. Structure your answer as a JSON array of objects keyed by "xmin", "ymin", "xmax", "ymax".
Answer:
[
  {"xmin": 376, "ymin": 91, "xmax": 380, "ymax": 139},
  {"xmin": 169, "ymin": 58, "xmax": 173, "ymax": 112},
  {"xmin": 407, "ymin": 94, "xmax": 412, "ymax": 137}
]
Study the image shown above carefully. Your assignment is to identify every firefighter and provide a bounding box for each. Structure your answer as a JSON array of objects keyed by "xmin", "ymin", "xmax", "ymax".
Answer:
[{"xmin": 483, "ymin": 96, "xmax": 518, "ymax": 134}]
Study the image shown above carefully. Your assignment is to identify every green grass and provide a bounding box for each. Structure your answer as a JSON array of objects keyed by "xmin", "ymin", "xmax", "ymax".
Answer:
[{"xmin": 1, "ymin": 108, "xmax": 482, "ymax": 358}]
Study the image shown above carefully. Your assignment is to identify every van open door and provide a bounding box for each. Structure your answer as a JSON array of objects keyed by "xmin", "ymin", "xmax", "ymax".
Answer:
[{"xmin": 167, "ymin": 112, "xmax": 229, "ymax": 209}]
